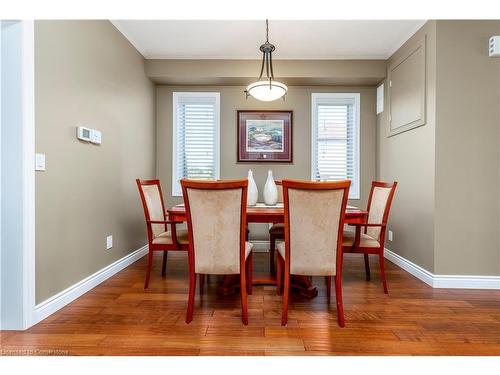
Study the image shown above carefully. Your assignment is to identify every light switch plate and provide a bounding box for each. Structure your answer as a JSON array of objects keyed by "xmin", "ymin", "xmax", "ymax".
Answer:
[
  {"xmin": 35, "ymin": 153, "xmax": 46, "ymax": 171},
  {"xmin": 388, "ymin": 230, "xmax": 393, "ymax": 241},
  {"xmin": 106, "ymin": 235, "xmax": 113, "ymax": 250}
]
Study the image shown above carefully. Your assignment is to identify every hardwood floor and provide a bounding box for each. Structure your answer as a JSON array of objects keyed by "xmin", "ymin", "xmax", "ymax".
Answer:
[{"xmin": 1, "ymin": 252, "xmax": 499, "ymax": 356}]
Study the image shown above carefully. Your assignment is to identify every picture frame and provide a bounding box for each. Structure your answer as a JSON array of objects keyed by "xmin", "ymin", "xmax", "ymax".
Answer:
[{"xmin": 237, "ymin": 110, "xmax": 293, "ymax": 163}]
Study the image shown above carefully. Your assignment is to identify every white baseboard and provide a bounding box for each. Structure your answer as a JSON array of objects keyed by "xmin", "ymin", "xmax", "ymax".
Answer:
[
  {"xmin": 384, "ymin": 248, "xmax": 500, "ymax": 290},
  {"xmin": 383, "ymin": 248, "xmax": 434, "ymax": 287},
  {"xmin": 32, "ymin": 244, "xmax": 148, "ymax": 326}
]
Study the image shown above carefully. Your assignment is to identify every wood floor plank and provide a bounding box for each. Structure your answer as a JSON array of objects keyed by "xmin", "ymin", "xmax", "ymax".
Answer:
[
  {"xmin": 2, "ymin": 333, "xmax": 106, "ymax": 347},
  {"xmin": 2, "ymin": 252, "xmax": 499, "ymax": 356},
  {"xmin": 303, "ymin": 337, "xmax": 449, "ymax": 355}
]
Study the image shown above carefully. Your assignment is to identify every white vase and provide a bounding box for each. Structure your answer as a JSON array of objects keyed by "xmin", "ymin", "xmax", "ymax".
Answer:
[
  {"xmin": 263, "ymin": 170, "xmax": 278, "ymax": 206},
  {"xmin": 247, "ymin": 170, "xmax": 258, "ymax": 206}
]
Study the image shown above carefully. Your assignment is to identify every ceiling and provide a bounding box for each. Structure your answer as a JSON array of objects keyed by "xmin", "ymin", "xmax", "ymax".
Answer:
[{"xmin": 111, "ymin": 20, "xmax": 426, "ymax": 60}]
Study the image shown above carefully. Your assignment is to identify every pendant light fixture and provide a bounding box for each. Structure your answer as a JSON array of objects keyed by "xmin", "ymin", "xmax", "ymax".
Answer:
[{"xmin": 245, "ymin": 20, "xmax": 287, "ymax": 101}]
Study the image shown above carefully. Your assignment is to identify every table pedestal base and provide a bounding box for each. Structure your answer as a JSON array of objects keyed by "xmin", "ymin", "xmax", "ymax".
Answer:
[{"xmin": 217, "ymin": 275, "xmax": 318, "ymax": 299}]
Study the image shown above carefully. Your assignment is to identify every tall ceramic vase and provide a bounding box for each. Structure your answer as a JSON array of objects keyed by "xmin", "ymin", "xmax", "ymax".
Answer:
[
  {"xmin": 247, "ymin": 169, "xmax": 258, "ymax": 206},
  {"xmin": 264, "ymin": 170, "xmax": 278, "ymax": 206}
]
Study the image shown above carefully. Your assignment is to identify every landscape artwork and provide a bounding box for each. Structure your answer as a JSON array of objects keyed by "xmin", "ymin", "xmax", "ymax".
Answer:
[
  {"xmin": 245, "ymin": 120, "xmax": 284, "ymax": 153},
  {"xmin": 237, "ymin": 110, "xmax": 292, "ymax": 162}
]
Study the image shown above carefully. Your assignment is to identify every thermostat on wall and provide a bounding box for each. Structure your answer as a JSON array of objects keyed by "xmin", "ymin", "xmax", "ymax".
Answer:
[{"xmin": 77, "ymin": 126, "xmax": 92, "ymax": 142}]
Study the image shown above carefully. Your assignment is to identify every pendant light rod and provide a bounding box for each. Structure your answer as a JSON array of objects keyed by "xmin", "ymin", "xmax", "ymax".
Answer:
[
  {"xmin": 258, "ymin": 19, "xmax": 275, "ymax": 81},
  {"xmin": 265, "ymin": 19, "xmax": 269, "ymax": 42}
]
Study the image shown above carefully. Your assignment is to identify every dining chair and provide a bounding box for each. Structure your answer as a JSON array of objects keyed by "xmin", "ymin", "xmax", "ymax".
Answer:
[
  {"xmin": 268, "ymin": 181, "xmax": 284, "ymax": 275},
  {"xmin": 181, "ymin": 179, "xmax": 253, "ymax": 325},
  {"xmin": 136, "ymin": 179, "xmax": 189, "ymax": 289},
  {"xmin": 276, "ymin": 179, "xmax": 351, "ymax": 327},
  {"xmin": 342, "ymin": 181, "xmax": 397, "ymax": 294}
]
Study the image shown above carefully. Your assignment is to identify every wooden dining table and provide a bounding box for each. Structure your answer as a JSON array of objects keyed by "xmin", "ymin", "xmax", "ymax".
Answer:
[{"xmin": 168, "ymin": 203, "xmax": 368, "ymax": 298}]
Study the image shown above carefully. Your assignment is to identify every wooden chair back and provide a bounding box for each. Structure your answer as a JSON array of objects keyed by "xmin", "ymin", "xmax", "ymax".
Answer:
[
  {"xmin": 282, "ymin": 179, "xmax": 350, "ymax": 276},
  {"xmin": 365, "ymin": 181, "xmax": 398, "ymax": 241},
  {"xmin": 136, "ymin": 179, "xmax": 167, "ymax": 243},
  {"xmin": 181, "ymin": 179, "xmax": 248, "ymax": 275}
]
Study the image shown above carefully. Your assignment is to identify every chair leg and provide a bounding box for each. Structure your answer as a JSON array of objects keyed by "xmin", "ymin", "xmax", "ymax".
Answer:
[
  {"xmin": 186, "ymin": 271, "xmax": 196, "ymax": 323},
  {"xmin": 281, "ymin": 262, "xmax": 290, "ymax": 326},
  {"xmin": 144, "ymin": 249, "xmax": 154, "ymax": 289},
  {"xmin": 240, "ymin": 269, "xmax": 249, "ymax": 326},
  {"xmin": 246, "ymin": 252, "xmax": 253, "ymax": 295},
  {"xmin": 334, "ymin": 275, "xmax": 345, "ymax": 327},
  {"xmin": 161, "ymin": 251, "xmax": 168, "ymax": 277},
  {"xmin": 364, "ymin": 254, "xmax": 371, "ymax": 281},
  {"xmin": 379, "ymin": 250, "xmax": 389, "ymax": 294},
  {"xmin": 276, "ymin": 253, "xmax": 283, "ymax": 295},
  {"xmin": 199, "ymin": 274, "xmax": 205, "ymax": 295},
  {"xmin": 325, "ymin": 276, "xmax": 331, "ymax": 302},
  {"xmin": 270, "ymin": 235, "xmax": 276, "ymax": 275}
]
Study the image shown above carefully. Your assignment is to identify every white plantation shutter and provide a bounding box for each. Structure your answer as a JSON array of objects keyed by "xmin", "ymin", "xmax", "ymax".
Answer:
[
  {"xmin": 311, "ymin": 93, "xmax": 360, "ymax": 199},
  {"xmin": 172, "ymin": 92, "xmax": 220, "ymax": 196}
]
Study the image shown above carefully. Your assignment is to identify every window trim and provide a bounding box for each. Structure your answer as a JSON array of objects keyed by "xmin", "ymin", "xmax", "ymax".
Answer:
[
  {"xmin": 311, "ymin": 92, "xmax": 361, "ymax": 200},
  {"xmin": 172, "ymin": 92, "xmax": 220, "ymax": 197}
]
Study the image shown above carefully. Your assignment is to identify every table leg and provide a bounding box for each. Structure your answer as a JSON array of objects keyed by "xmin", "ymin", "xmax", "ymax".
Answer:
[
  {"xmin": 217, "ymin": 275, "xmax": 240, "ymax": 296},
  {"xmin": 290, "ymin": 276, "xmax": 319, "ymax": 298},
  {"xmin": 218, "ymin": 275, "xmax": 318, "ymax": 299}
]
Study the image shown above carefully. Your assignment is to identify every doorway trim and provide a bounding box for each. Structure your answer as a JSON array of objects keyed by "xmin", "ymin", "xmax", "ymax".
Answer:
[{"xmin": 22, "ymin": 19, "xmax": 36, "ymax": 329}]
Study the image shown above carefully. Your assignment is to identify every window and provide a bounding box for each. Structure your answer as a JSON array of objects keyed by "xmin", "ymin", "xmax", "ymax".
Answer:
[
  {"xmin": 172, "ymin": 92, "xmax": 220, "ymax": 196},
  {"xmin": 311, "ymin": 93, "xmax": 360, "ymax": 199}
]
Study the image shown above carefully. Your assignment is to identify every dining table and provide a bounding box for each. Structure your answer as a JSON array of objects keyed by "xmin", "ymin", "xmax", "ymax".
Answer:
[{"xmin": 168, "ymin": 202, "xmax": 368, "ymax": 298}]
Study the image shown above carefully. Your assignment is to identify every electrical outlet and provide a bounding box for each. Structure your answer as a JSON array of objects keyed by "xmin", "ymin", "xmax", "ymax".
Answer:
[
  {"xmin": 106, "ymin": 235, "xmax": 113, "ymax": 250},
  {"xmin": 388, "ymin": 230, "xmax": 393, "ymax": 242}
]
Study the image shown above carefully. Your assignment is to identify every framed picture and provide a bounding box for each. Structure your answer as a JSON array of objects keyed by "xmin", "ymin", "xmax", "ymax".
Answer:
[{"xmin": 237, "ymin": 110, "xmax": 293, "ymax": 162}]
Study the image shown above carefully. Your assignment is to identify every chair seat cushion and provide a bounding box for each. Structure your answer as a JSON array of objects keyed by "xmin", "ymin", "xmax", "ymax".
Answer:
[
  {"xmin": 342, "ymin": 230, "xmax": 380, "ymax": 248},
  {"xmin": 269, "ymin": 223, "xmax": 284, "ymax": 235},
  {"xmin": 153, "ymin": 228, "xmax": 189, "ymax": 245},
  {"xmin": 245, "ymin": 241, "xmax": 253, "ymax": 259}
]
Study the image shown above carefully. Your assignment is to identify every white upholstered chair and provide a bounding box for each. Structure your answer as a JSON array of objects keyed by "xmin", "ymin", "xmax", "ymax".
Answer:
[
  {"xmin": 181, "ymin": 179, "xmax": 253, "ymax": 325},
  {"xmin": 343, "ymin": 181, "xmax": 397, "ymax": 294},
  {"xmin": 276, "ymin": 179, "xmax": 351, "ymax": 327},
  {"xmin": 136, "ymin": 179, "xmax": 189, "ymax": 289}
]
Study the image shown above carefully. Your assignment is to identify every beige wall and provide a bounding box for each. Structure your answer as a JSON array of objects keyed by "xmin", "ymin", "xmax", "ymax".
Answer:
[
  {"xmin": 145, "ymin": 59, "xmax": 386, "ymax": 86},
  {"xmin": 378, "ymin": 20, "xmax": 500, "ymax": 277},
  {"xmin": 157, "ymin": 85, "xmax": 377, "ymax": 240},
  {"xmin": 35, "ymin": 21, "xmax": 156, "ymax": 303},
  {"xmin": 434, "ymin": 20, "xmax": 500, "ymax": 275},
  {"xmin": 377, "ymin": 21, "xmax": 437, "ymax": 272}
]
